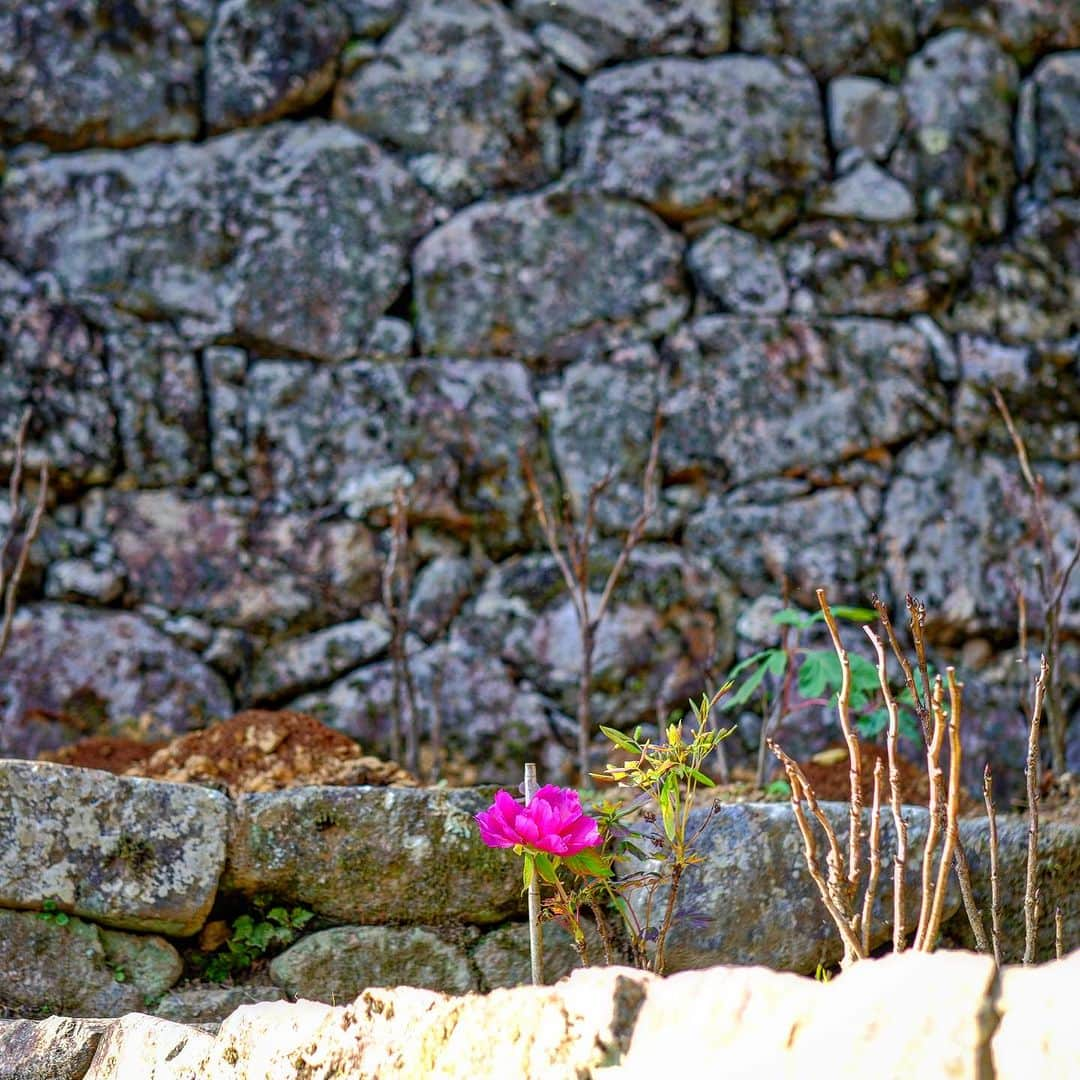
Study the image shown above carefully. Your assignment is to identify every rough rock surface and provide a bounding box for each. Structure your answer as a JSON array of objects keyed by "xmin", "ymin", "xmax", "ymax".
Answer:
[
  {"xmin": 0, "ymin": 761, "xmax": 227, "ymax": 935},
  {"xmin": 515, "ymin": 0, "xmax": 730, "ymax": 72},
  {"xmin": 270, "ymin": 925, "xmax": 478, "ymax": 1000},
  {"xmin": 29, "ymin": 952, "xmax": 1077, "ymax": 1079},
  {"xmin": 0, "ymin": 122, "xmax": 434, "ymax": 360},
  {"xmin": 624, "ymin": 803, "xmax": 955, "ymax": 974},
  {"xmin": 224, "ymin": 786, "xmax": 525, "ymax": 925},
  {"xmin": 206, "ymin": 0, "xmax": 349, "ymax": 132},
  {"xmin": 334, "ymin": 0, "xmax": 557, "ymax": 199},
  {"xmin": 413, "ymin": 190, "xmax": 686, "ymax": 361},
  {"xmin": 105, "ymin": 491, "xmax": 382, "ymax": 635},
  {"xmin": 0, "ymin": 909, "xmax": 180, "ymax": 1018},
  {"xmin": 578, "ymin": 56, "xmax": 827, "ymax": 228},
  {"xmin": 0, "ymin": 1016, "xmax": 109, "ymax": 1080},
  {"xmin": 0, "ymin": 604, "xmax": 232, "ymax": 759},
  {"xmin": 734, "ymin": 0, "xmax": 916, "ymax": 78},
  {"xmin": 0, "ymin": 0, "xmax": 202, "ymax": 149}
]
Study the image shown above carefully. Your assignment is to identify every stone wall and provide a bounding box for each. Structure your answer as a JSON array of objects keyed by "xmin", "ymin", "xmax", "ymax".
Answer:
[
  {"xmin": 1, "ymin": 761, "xmax": 1075, "ymax": 1021},
  {"xmin": 0, "ymin": 0, "xmax": 1078, "ymax": 787}
]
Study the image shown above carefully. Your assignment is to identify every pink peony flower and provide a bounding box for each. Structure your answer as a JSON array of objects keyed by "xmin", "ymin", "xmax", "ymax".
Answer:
[{"xmin": 475, "ymin": 785, "xmax": 603, "ymax": 857}]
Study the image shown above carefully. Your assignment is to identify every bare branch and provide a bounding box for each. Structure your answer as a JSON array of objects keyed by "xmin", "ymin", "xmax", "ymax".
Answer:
[
  {"xmin": 861, "ymin": 758, "xmax": 884, "ymax": 957},
  {"xmin": 1, "ymin": 410, "xmax": 49, "ymax": 660},
  {"xmin": 915, "ymin": 676, "xmax": 947, "ymax": 950},
  {"xmin": 1055, "ymin": 907, "xmax": 1064, "ymax": 961},
  {"xmin": 1023, "ymin": 656, "xmax": 1048, "ymax": 965},
  {"xmin": 864, "ymin": 627, "xmax": 909, "ymax": 953},
  {"xmin": 818, "ymin": 589, "xmax": 862, "ymax": 898},
  {"xmin": 983, "ymin": 765, "xmax": 1003, "ymax": 968},
  {"xmin": 870, "ymin": 593, "xmax": 929, "ymax": 742}
]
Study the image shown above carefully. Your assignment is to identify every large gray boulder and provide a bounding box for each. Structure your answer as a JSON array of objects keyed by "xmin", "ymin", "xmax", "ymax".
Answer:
[
  {"xmin": 0, "ymin": 0, "xmax": 202, "ymax": 149},
  {"xmin": 514, "ymin": 0, "xmax": 730, "ymax": 73},
  {"xmin": 891, "ymin": 30, "xmax": 1019, "ymax": 237},
  {"xmin": 270, "ymin": 925, "xmax": 478, "ymax": 1000},
  {"xmin": 661, "ymin": 316, "xmax": 946, "ymax": 488},
  {"xmin": 0, "ymin": 909, "xmax": 181, "ymax": 1018},
  {"xmin": 334, "ymin": 0, "xmax": 557, "ymax": 199},
  {"xmin": 578, "ymin": 56, "xmax": 827, "ymax": 229},
  {"xmin": 413, "ymin": 190, "xmax": 686, "ymax": 361},
  {"xmin": 223, "ymin": 786, "xmax": 525, "ymax": 925},
  {"xmin": 1019, "ymin": 52, "xmax": 1080, "ymax": 202},
  {"xmin": 734, "ymin": 0, "xmax": 916, "ymax": 78},
  {"xmin": 880, "ymin": 436, "xmax": 1080, "ymax": 638},
  {"xmin": 242, "ymin": 358, "xmax": 541, "ymax": 554},
  {"xmin": 293, "ymin": 637, "xmax": 570, "ymax": 784},
  {"xmin": 206, "ymin": 0, "xmax": 349, "ymax": 132},
  {"xmin": 105, "ymin": 491, "xmax": 382, "ymax": 635},
  {"xmin": 0, "ymin": 760, "xmax": 228, "ymax": 936},
  {"xmin": 778, "ymin": 220, "xmax": 971, "ymax": 317},
  {"xmin": 105, "ymin": 321, "xmax": 207, "ymax": 487},
  {"xmin": 0, "ymin": 604, "xmax": 232, "ymax": 759},
  {"xmin": 0, "ymin": 122, "xmax": 434, "ymax": 360},
  {"xmin": 0, "ymin": 278, "xmax": 117, "ymax": 490}
]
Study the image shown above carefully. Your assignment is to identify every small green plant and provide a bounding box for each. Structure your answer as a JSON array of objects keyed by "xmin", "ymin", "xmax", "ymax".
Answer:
[
  {"xmin": 721, "ymin": 603, "xmax": 924, "ymax": 786},
  {"xmin": 38, "ymin": 899, "xmax": 70, "ymax": 926},
  {"xmin": 588, "ymin": 691, "xmax": 736, "ymax": 972},
  {"xmin": 196, "ymin": 900, "xmax": 315, "ymax": 984}
]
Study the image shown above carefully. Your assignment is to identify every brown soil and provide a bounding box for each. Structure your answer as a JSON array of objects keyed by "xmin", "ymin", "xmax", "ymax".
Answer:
[
  {"xmin": 40, "ymin": 710, "xmax": 417, "ymax": 798},
  {"xmin": 41, "ymin": 735, "xmax": 166, "ymax": 773}
]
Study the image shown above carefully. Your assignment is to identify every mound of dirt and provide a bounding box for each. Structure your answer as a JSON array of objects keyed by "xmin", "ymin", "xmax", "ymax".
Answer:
[{"xmin": 39, "ymin": 710, "xmax": 416, "ymax": 798}]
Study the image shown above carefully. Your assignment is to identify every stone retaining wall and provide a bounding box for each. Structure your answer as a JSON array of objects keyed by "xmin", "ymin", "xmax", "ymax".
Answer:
[
  {"xmin": 1, "ymin": 761, "xmax": 1075, "ymax": 1022},
  {"xmin": 0, "ymin": 0, "xmax": 1077, "ymax": 794}
]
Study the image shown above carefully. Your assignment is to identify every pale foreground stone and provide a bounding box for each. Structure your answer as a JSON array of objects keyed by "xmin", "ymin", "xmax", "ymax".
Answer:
[
  {"xmin": 991, "ymin": 950, "xmax": 1080, "ymax": 1076},
  {"xmin": 0, "ymin": 761, "xmax": 228, "ymax": 936},
  {"xmin": 16, "ymin": 951, "xmax": 1080, "ymax": 1079}
]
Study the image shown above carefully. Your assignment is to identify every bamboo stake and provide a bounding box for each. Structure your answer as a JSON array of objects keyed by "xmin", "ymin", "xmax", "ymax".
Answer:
[{"xmin": 524, "ymin": 763, "xmax": 544, "ymax": 986}]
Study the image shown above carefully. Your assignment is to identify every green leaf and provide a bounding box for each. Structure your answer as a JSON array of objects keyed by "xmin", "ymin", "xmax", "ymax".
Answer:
[
  {"xmin": 723, "ymin": 649, "xmax": 775, "ymax": 681},
  {"xmin": 849, "ymin": 654, "xmax": 882, "ymax": 694},
  {"xmin": 765, "ymin": 649, "xmax": 789, "ymax": 677},
  {"xmin": 723, "ymin": 652, "xmax": 780, "ymax": 709},
  {"xmin": 856, "ymin": 709, "xmax": 889, "ymax": 739},
  {"xmin": 683, "ymin": 766, "xmax": 715, "ymax": 788},
  {"xmin": 659, "ymin": 772, "xmax": 678, "ymax": 843},
  {"xmin": 771, "ymin": 608, "xmax": 813, "ymax": 629},
  {"xmin": 563, "ymin": 850, "xmax": 613, "ymax": 878},
  {"xmin": 764, "ymin": 779, "xmax": 792, "ymax": 798},
  {"xmin": 266, "ymin": 907, "xmax": 290, "ymax": 926},
  {"xmin": 534, "ymin": 852, "xmax": 559, "ymax": 885},
  {"xmin": 831, "ymin": 606, "xmax": 878, "ymax": 624},
  {"xmin": 599, "ymin": 725, "xmax": 638, "ymax": 754},
  {"xmin": 55, "ymin": 912, "xmax": 69, "ymax": 926},
  {"xmin": 522, "ymin": 855, "xmax": 534, "ymax": 892},
  {"xmin": 797, "ymin": 651, "xmax": 841, "ymax": 699}
]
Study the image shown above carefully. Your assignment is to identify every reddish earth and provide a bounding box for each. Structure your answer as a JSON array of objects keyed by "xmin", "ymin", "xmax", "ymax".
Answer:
[{"xmin": 39, "ymin": 710, "xmax": 416, "ymax": 798}]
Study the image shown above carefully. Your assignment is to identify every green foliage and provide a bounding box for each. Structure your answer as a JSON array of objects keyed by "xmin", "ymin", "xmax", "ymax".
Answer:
[
  {"xmin": 195, "ymin": 899, "xmax": 315, "ymax": 984},
  {"xmin": 721, "ymin": 603, "xmax": 924, "ymax": 745},
  {"xmin": 38, "ymin": 899, "xmax": 70, "ymax": 927}
]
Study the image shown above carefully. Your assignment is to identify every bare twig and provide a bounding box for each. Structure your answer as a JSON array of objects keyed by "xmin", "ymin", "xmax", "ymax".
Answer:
[
  {"xmin": 983, "ymin": 765, "xmax": 1004, "ymax": 968},
  {"xmin": 915, "ymin": 677, "xmax": 947, "ymax": 950},
  {"xmin": 993, "ymin": 388, "xmax": 1079, "ymax": 779},
  {"xmin": 870, "ymin": 593, "xmax": 929, "ymax": 742},
  {"xmin": 520, "ymin": 403, "xmax": 663, "ymax": 784},
  {"xmin": 1023, "ymin": 656, "xmax": 1048, "ymax": 965},
  {"xmin": 923, "ymin": 669, "xmax": 964, "ymax": 950},
  {"xmin": 770, "ymin": 741, "xmax": 866, "ymax": 966},
  {"xmin": 864, "ymin": 627, "xmax": 909, "ymax": 953},
  {"xmin": 1, "ymin": 410, "xmax": 49, "ymax": 659},
  {"xmin": 818, "ymin": 589, "xmax": 863, "ymax": 898},
  {"xmin": 861, "ymin": 759, "xmax": 884, "ymax": 956},
  {"xmin": 1055, "ymin": 907, "xmax": 1064, "ymax": 961}
]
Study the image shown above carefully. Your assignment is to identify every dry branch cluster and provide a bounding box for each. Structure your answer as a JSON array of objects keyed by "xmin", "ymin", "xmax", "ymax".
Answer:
[{"xmin": 771, "ymin": 589, "xmax": 1054, "ymax": 970}]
